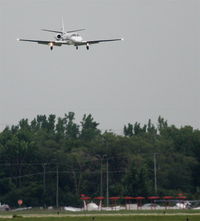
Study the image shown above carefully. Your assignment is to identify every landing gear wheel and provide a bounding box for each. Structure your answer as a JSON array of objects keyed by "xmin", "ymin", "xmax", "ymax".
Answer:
[
  {"xmin": 49, "ymin": 42, "xmax": 54, "ymax": 50},
  {"xmin": 76, "ymin": 46, "xmax": 78, "ymax": 50}
]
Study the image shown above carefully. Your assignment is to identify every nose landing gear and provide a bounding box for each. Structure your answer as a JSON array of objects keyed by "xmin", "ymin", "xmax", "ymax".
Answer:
[{"xmin": 86, "ymin": 43, "xmax": 89, "ymax": 50}]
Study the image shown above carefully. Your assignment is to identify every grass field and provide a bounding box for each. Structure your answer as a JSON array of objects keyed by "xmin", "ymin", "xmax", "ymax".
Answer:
[
  {"xmin": 0, "ymin": 210, "xmax": 200, "ymax": 221},
  {"xmin": 0, "ymin": 215, "xmax": 199, "ymax": 221},
  {"xmin": 2, "ymin": 208, "xmax": 200, "ymax": 215}
]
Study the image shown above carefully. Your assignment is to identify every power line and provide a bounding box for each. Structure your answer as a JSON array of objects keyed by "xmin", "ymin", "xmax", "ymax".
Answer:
[
  {"xmin": 0, "ymin": 169, "xmax": 128, "ymax": 180},
  {"xmin": 0, "ymin": 153, "xmax": 160, "ymax": 166}
]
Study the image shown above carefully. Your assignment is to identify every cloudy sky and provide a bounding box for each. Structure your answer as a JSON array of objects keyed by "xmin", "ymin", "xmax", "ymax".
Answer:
[{"xmin": 0, "ymin": 0, "xmax": 199, "ymax": 133}]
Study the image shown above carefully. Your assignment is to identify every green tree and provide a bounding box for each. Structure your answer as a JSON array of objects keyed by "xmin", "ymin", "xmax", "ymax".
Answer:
[{"xmin": 80, "ymin": 114, "xmax": 100, "ymax": 141}]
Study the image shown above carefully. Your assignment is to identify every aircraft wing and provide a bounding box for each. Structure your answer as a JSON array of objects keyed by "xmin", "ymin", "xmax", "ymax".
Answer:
[
  {"xmin": 17, "ymin": 38, "xmax": 66, "ymax": 46},
  {"xmin": 77, "ymin": 38, "xmax": 123, "ymax": 45}
]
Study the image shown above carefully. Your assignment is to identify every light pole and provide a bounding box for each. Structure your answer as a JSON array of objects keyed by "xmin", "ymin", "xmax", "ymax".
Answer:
[
  {"xmin": 95, "ymin": 155, "xmax": 106, "ymax": 197},
  {"xmin": 42, "ymin": 163, "xmax": 47, "ymax": 207},
  {"xmin": 153, "ymin": 153, "xmax": 158, "ymax": 194},
  {"xmin": 100, "ymin": 158, "xmax": 103, "ymax": 197},
  {"xmin": 103, "ymin": 137, "xmax": 109, "ymax": 207},
  {"xmin": 56, "ymin": 165, "xmax": 59, "ymax": 208},
  {"xmin": 106, "ymin": 158, "xmax": 109, "ymax": 207}
]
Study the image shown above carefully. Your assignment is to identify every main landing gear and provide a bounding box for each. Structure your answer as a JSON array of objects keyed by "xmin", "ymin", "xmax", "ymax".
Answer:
[
  {"xmin": 48, "ymin": 42, "xmax": 54, "ymax": 51},
  {"xmin": 75, "ymin": 44, "xmax": 89, "ymax": 50}
]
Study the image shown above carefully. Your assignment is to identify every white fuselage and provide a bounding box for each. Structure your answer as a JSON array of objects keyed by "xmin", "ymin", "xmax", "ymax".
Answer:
[{"xmin": 56, "ymin": 32, "xmax": 83, "ymax": 45}]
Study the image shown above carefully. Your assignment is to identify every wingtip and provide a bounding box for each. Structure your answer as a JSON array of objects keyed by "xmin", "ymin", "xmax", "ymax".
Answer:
[
  {"xmin": 17, "ymin": 38, "xmax": 20, "ymax": 41},
  {"xmin": 121, "ymin": 38, "xmax": 124, "ymax": 41}
]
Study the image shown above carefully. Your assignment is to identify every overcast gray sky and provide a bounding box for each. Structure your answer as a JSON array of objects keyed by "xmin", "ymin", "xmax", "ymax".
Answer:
[{"xmin": 0, "ymin": 0, "xmax": 199, "ymax": 133}]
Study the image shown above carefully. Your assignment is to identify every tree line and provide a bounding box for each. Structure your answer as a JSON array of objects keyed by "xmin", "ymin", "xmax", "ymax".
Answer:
[{"xmin": 0, "ymin": 112, "xmax": 199, "ymax": 207}]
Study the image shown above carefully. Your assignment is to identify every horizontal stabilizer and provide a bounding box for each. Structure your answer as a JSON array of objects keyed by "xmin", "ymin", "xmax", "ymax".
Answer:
[
  {"xmin": 41, "ymin": 29, "xmax": 85, "ymax": 34},
  {"xmin": 67, "ymin": 29, "xmax": 85, "ymax": 33},
  {"xmin": 41, "ymin": 29, "xmax": 63, "ymax": 34}
]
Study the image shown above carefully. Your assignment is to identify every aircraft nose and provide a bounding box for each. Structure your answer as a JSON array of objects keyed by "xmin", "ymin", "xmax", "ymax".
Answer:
[{"xmin": 73, "ymin": 36, "xmax": 83, "ymax": 43}]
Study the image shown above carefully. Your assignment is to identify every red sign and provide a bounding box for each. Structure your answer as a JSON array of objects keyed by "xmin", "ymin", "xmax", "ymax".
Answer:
[{"xmin": 18, "ymin": 200, "xmax": 23, "ymax": 206}]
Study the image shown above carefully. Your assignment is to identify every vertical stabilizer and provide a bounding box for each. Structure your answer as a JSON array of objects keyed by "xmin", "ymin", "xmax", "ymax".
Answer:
[{"xmin": 61, "ymin": 17, "xmax": 65, "ymax": 33}]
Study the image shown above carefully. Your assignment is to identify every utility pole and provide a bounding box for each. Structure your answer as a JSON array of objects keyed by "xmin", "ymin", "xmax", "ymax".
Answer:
[
  {"xmin": 96, "ymin": 154, "xmax": 107, "ymax": 197},
  {"xmin": 154, "ymin": 153, "xmax": 158, "ymax": 194},
  {"xmin": 56, "ymin": 165, "xmax": 59, "ymax": 208},
  {"xmin": 100, "ymin": 158, "xmax": 103, "ymax": 197},
  {"xmin": 43, "ymin": 163, "xmax": 47, "ymax": 207},
  {"xmin": 106, "ymin": 158, "xmax": 109, "ymax": 207}
]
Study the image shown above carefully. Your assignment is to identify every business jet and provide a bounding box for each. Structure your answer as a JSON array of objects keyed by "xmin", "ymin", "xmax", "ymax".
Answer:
[{"xmin": 17, "ymin": 21, "xmax": 123, "ymax": 50}]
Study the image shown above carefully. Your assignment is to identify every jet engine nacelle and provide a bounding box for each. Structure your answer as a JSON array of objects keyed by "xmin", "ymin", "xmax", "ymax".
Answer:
[{"xmin": 56, "ymin": 34, "xmax": 62, "ymax": 40}]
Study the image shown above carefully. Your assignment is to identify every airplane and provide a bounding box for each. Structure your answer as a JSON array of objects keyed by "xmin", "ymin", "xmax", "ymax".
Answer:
[{"xmin": 17, "ymin": 20, "xmax": 123, "ymax": 51}]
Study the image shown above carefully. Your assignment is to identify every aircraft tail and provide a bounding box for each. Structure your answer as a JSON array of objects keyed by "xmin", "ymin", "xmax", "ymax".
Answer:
[
  {"xmin": 61, "ymin": 17, "xmax": 65, "ymax": 33},
  {"xmin": 61, "ymin": 18, "xmax": 85, "ymax": 33},
  {"xmin": 41, "ymin": 18, "xmax": 85, "ymax": 34}
]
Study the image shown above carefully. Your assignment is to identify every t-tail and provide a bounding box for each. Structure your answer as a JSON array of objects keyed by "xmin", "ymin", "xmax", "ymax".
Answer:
[
  {"xmin": 41, "ymin": 18, "xmax": 85, "ymax": 34},
  {"xmin": 61, "ymin": 17, "xmax": 65, "ymax": 33},
  {"xmin": 41, "ymin": 18, "xmax": 66, "ymax": 34}
]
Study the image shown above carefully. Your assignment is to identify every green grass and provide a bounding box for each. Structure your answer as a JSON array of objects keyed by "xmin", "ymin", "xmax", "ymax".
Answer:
[
  {"xmin": 0, "ymin": 209, "xmax": 200, "ymax": 221},
  {"xmin": 0, "ymin": 216, "xmax": 199, "ymax": 221},
  {"xmin": 1, "ymin": 209, "xmax": 200, "ymax": 215}
]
